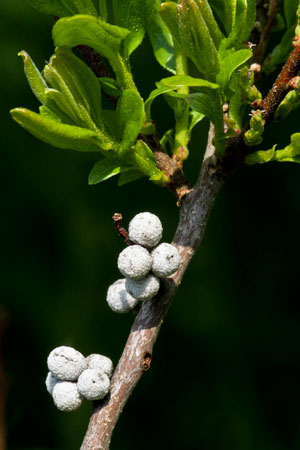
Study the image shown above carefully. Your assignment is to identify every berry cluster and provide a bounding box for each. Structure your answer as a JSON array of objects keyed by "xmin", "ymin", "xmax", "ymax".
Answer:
[
  {"xmin": 106, "ymin": 212, "xmax": 181, "ymax": 313},
  {"xmin": 46, "ymin": 346, "xmax": 113, "ymax": 412}
]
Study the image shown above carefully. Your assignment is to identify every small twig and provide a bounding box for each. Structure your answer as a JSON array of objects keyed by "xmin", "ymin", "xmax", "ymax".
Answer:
[
  {"xmin": 252, "ymin": 0, "xmax": 281, "ymax": 66},
  {"xmin": 112, "ymin": 213, "xmax": 130, "ymax": 245},
  {"xmin": 142, "ymin": 134, "xmax": 192, "ymax": 204}
]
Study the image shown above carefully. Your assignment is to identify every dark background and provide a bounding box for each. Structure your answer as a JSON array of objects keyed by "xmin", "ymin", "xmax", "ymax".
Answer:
[{"xmin": 1, "ymin": 1, "xmax": 300, "ymax": 449}]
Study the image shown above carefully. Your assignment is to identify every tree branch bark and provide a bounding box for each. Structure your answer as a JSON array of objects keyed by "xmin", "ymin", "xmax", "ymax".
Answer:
[{"xmin": 80, "ymin": 127, "xmax": 229, "ymax": 450}]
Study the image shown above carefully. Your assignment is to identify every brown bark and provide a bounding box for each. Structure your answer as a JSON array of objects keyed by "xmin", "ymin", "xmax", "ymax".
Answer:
[{"xmin": 81, "ymin": 127, "xmax": 228, "ymax": 450}]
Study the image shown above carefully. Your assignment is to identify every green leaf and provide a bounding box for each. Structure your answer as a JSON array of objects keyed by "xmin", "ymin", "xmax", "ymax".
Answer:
[
  {"xmin": 117, "ymin": 90, "xmax": 144, "ymax": 156},
  {"xmin": 145, "ymin": 0, "xmax": 175, "ymax": 73},
  {"xmin": 208, "ymin": 0, "xmax": 236, "ymax": 36},
  {"xmin": 145, "ymin": 86, "xmax": 176, "ymax": 120},
  {"xmin": 128, "ymin": 140, "xmax": 163, "ymax": 178},
  {"xmin": 188, "ymin": 110, "xmax": 204, "ymax": 132},
  {"xmin": 88, "ymin": 156, "xmax": 121, "ymax": 184},
  {"xmin": 52, "ymin": 15, "xmax": 134, "ymax": 89},
  {"xmin": 26, "ymin": 0, "xmax": 97, "ymax": 17},
  {"xmin": 186, "ymin": 91, "xmax": 225, "ymax": 154},
  {"xmin": 18, "ymin": 51, "xmax": 48, "ymax": 104},
  {"xmin": 98, "ymin": 77, "xmax": 121, "ymax": 97},
  {"xmin": 284, "ymin": 0, "xmax": 299, "ymax": 28},
  {"xmin": 193, "ymin": 0, "xmax": 221, "ymax": 49},
  {"xmin": 10, "ymin": 107, "xmax": 108, "ymax": 152},
  {"xmin": 51, "ymin": 47, "xmax": 103, "ymax": 129},
  {"xmin": 186, "ymin": 93, "xmax": 218, "ymax": 124},
  {"xmin": 99, "ymin": 0, "xmax": 108, "ymax": 21},
  {"xmin": 245, "ymin": 133, "xmax": 300, "ymax": 165},
  {"xmin": 112, "ymin": 0, "xmax": 145, "ymax": 56},
  {"xmin": 160, "ymin": 2, "xmax": 181, "ymax": 46},
  {"xmin": 216, "ymin": 49, "xmax": 252, "ymax": 92},
  {"xmin": 159, "ymin": 75, "xmax": 220, "ymax": 90},
  {"xmin": 225, "ymin": 0, "xmax": 247, "ymax": 49},
  {"xmin": 177, "ymin": 0, "xmax": 219, "ymax": 78},
  {"xmin": 39, "ymin": 105, "xmax": 63, "ymax": 122},
  {"xmin": 118, "ymin": 170, "xmax": 145, "ymax": 185}
]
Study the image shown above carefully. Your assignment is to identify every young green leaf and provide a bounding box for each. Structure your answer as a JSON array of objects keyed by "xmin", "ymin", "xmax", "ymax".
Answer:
[
  {"xmin": 10, "ymin": 108, "xmax": 108, "ymax": 152},
  {"xmin": 193, "ymin": 0, "xmax": 221, "ymax": 49},
  {"xmin": 208, "ymin": 0, "xmax": 236, "ymax": 36},
  {"xmin": 47, "ymin": 47, "xmax": 103, "ymax": 129},
  {"xmin": 177, "ymin": 0, "xmax": 219, "ymax": 78},
  {"xmin": 145, "ymin": 0, "xmax": 175, "ymax": 74},
  {"xmin": 186, "ymin": 92, "xmax": 225, "ymax": 154},
  {"xmin": 52, "ymin": 15, "xmax": 134, "ymax": 89},
  {"xmin": 99, "ymin": 0, "xmax": 108, "ymax": 21},
  {"xmin": 245, "ymin": 133, "xmax": 300, "ymax": 165},
  {"xmin": 224, "ymin": 0, "xmax": 248, "ymax": 49},
  {"xmin": 18, "ymin": 51, "xmax": 48, "ymax": 104},
  {"xmin": 112, "ymin": 0, "xmax": 145, "ymax": 56},
  {"xmin": 98, "ymin": 78, "xmax": 121, "ymax": 97},
  {"xmin": 117, "ymin": 90, "xmax": 144, "ymax": 156},
  {"xmin": 145, "ymin": 86, "xmax": 176, "ymax": 120},
  {"xmin": 88, "ymin": 156, "xmax": 121, "ymax": 184},
  {"xmin": 39, "ymin": 105, "xmax": 63, "ymax": 122},
  {"xmin": 160, "ymin": 2, "xmax": 181, "ymax": 46},
  {"xmin": 26, "ymin": 0, "xmax": 97, "ymax": 17},
  {"xmin": 284, "ymin": 0, "xmax": 299, "ymax": 28},
  {"xmin": 128, "ymin": 140, "xmax": 165, "ymax": 181},
  {"xmin": 159, "ymin": 75, "xmax": 219, "ymax": 90},
  {"xmin": 216, "ymin": 49, "xmax": 252, "ymax": 93}
]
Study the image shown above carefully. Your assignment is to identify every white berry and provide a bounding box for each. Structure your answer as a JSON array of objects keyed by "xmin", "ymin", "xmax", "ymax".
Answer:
[
  {"xmin": 106, "ymin": 279, "xmax": 139, "ymax": 313},
  {"xmin": 47, "ymin": 346, "xmax": 87, "ymax": 381},
  {"xmin": 86, "ymin": 354, "xmax": 113, "ymax": 377},
  {"xmin": 45, "ymin": 371, "xmax": 58, "ymax": 395},
  {"xmin": 125, "ymin": 274, "xmax": 160, "ymax": 301},
  {"xmin": 52, "ymin": 381, "xmax": 83, "ymax": 412},
  {"xmin": 117, "ymin": 245, "xmax": 152, "ymax": 280},
  {"xmin": 128, "ymin": 212, "xmax": 163, "ymax": 248},
  {"xmin": 77, "ymin": 369, "xmax": 110, "ymax": 401},
  {"xmin": 151, "ymin": 243, "xmax": 181, "ymax": 277}
]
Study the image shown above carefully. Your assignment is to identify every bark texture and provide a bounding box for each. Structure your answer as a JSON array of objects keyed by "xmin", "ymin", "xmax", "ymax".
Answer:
[{"xmin": 81, "ymin": 131, "xmax": 227, "ymax": 450}]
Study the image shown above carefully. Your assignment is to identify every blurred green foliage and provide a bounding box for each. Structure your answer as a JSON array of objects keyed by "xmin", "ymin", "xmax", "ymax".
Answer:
[{"xmin": 1, "ymin": 1, "xmax": 300, "ymax": 449}]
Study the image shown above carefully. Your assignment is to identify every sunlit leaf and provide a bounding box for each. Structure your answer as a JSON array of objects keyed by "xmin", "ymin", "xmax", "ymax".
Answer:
[
  {"xmin": 18, "ymin": 51, "xmax": 48, "ymax": 104},
  {"xmin": 116, "ymin": 90, "xmax": 144, "ymax": 156},
  {"xmin": 26, "ymin": 0, "xmax": 97, "ymax": 17},
  {"xmin": 52, "ymin": 15, "xmax": 134, "ymax": 88},
  {"xmin": 10, "ymin": 108, "xmax": 108, "ymax": 152},
  {"xmin": 88, "ymin": 156, "xmax": 121, "ymax": 184}
]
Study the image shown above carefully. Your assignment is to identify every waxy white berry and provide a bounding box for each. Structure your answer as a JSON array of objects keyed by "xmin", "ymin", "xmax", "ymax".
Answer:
[
  {"xmin": 151, "ymin": 243, "xmax": 181, "ymax": 277},
  {"xmin": 117, "ymin": 245, "xmax": 152, "ymax": 280},
  {"xmin": 126, "ymin": 274, "xmax": 160, "ymax": 301},
  {"xmin": 77, "ymin": 369, "xmax": 110, "ymax": 401},
  {"xmin": 106, "ymin": 279, "xmax": 139, "ymax": 313},
  {"xmin": 45, "ymin": 371, "xmax": 58, "ymax": 395},
  {"xmin": 128, "ymin": 212, "xmax": 162, "ymax": 248},
  {"xmin": 47, "ymin": 346, "xmax": 87, "ymax": 381},
  {"xmin": 86, "ymin": 354, "xmax": 113, "ymax": 378},
  {"xmin": 52, "ymin": 381, "xmax": 83, "ymax": 412}
]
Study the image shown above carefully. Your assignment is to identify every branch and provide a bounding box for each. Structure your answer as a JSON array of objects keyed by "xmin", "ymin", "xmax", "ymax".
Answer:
[
  {"xmin": 262, "ymin": 43, "xmax": 300, "ymax": 123},
  {"xmin": 80, "ymin": 126, "xmax": 229, "ymax": 450}
]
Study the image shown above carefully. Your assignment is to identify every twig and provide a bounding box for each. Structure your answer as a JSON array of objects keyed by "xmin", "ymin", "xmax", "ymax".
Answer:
[
  {"xmin": 252, "ymin": 0, "xmax": 281, "ymax": 66},
  {"xmin": 262, "ymin": 43, "xmax": 300, "ymax": 123},
  {"xmin": 112, "ymin": 213, "xmax": 131, "ymax": 245},
  {"xmin": 80, "ymin": 126, "xmax": 227, "ymax": 450}
]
